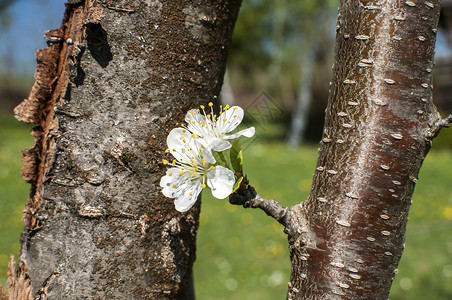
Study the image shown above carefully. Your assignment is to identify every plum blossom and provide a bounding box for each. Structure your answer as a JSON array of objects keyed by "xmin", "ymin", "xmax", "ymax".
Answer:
[
  {"xmin": 184, "ymin": 102, "xmax": 255, "ymax": 152},
  {"xmin": 159, "ymin": 128, "xmax": 235, "ymax": 212}
]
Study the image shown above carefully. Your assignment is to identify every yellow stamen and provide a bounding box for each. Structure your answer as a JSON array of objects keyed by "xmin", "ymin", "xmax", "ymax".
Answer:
[
  {"xmin": 202, "ymin": 184, "xmax": 206, "ymax": 188},
  {"xmin": 201, "ymin": 159, "xmax": 205, "ymax": 163},
  {"xmin": 172, "ymin": 184, "xmax": 177, "ymax": 188},
  {"xmin": 225, "ymin": 104, "xmax": 230, "ymax": 109},
  {"xmin": 179, "ymin": 171, "xmax": 183, "ymax": 176},
  {"xmin": 223, "ymin": 118, "xmax": 227, "ymax": 122},
  {"xmin": 210, "ymin": 166, "xmax": 215, "ymax": 170},
  {"xmin": 189, "ymin": 192, "xmax": 193, "ymax": 196},
  {"xmin": 200, "ymin": 105, "xmax": 205, "ymax": 109},
  {"xmin": 183, "ymin": 129, "xmax": 187, "ymax": 133},
  {"xmin": 172, "ymin": 160, "xmax": 176, "ymax": 165},
  {"xmin": 165, "ymin": 148, "xmax": 169, "ymax": 153},
  {"xmin": 169, "ymin": 172, "xmax": 172, "ymax": 176},
  {"xmin": 191, "ymin": 134, "xmax": 196, "ymax": 138},
  {"xmin": 163, "ymin": 160, "xmax": 168, "ymax": 165},
  {"xmin": 208, "ymin": 102, "xmax": 213, "ymax": 107}
]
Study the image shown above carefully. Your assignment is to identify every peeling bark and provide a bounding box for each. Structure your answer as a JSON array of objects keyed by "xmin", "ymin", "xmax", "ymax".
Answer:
[
  {"xmin": 7, "ymin": 0, "xmax": 242, "ymax": 298},
  {"xmin": 5, "ymin": 257, "xmax": 32, "ymax": 300}
]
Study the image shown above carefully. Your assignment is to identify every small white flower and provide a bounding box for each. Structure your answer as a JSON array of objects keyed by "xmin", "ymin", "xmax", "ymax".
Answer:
[
  {"xmin": 160, "ymin": 128, "xmax": 235, "ymax": 212},
  {"xmin": 184, "ymin": 103, "xmax": 255, "ymax": 152}
]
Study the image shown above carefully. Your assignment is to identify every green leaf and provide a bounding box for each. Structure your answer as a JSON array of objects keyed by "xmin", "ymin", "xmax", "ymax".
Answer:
[
  {"xmin": 230, "ymin": 140, "xmax": 243, "ymax": 173},
  {"xmin": 211, "ymin": 151, "xmax": 226, "ymax": 167},
  {"xmin": 232, "ymin": 176, "xmax": 244, "ymax": 193},
  {"xmin": 212, "ymin": 150, "xmax": 221, "ymax": 163}
]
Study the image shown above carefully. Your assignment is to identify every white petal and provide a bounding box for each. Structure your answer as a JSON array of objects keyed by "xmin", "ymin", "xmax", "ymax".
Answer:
[
  {"xmin": 220, "ymin": 106, "xmax": 244, "ymax": 133},
  {"xmin": 200, "ymin": 143, "xmax": 216, "ymax": 164},
  {"xmin": 174, "ymin": 180, "xmax": 203, "ymax": 212},
  {"xmin": 225, "ymin": 127, "xmax": 255, "ymax": 140},
  {"xmin": 167, "ymin": 128, "xmax": 193, "ymax": 162},
  {"xmin": 185, "ymin": 109, "xmax": 206, "ymax": 136},
  {"xmin": 185, "ymin": 109, "xmax": 204, "ymax": 124},
  {"xmin": 159, "ymin": 167, "xmax": 180, "ymax": 188},
  {"xmin": 160, "ymin": 167, "xmax": 187, "ymax": 198},
  {"xmin": 203, "ymin": 135, "xmax": 232, "ymax": 152},
  {"xmin": 207, "ymin": 165, "xmax": 235, "ymax": 199}
]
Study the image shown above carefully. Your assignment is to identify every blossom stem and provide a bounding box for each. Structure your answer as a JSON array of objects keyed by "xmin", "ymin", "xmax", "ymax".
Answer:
[{"xmin": 229, "ymin": 185, "xmax": 289, "ymax": 227}]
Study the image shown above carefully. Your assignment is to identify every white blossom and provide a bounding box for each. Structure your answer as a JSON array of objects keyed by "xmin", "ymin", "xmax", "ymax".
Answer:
[
  {"xmin": 184, "ymin": 103, "xmax": 255, "ymax": 152},
  {"xmin": 159, "ymin": 128, "xmax": 235, "ymax": 212}
]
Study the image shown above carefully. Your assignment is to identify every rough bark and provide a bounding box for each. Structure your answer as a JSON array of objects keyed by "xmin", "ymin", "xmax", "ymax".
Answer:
[{"xmin": 7, "ymin": 0, "xmax": 241, "ymax": 298}]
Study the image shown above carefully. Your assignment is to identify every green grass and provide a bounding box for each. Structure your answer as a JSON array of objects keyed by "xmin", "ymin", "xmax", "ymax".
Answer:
[
  {"xmin": 194, "ymin": 143, "xmax": 317, "ymax": 299},
  {"xmin": 1, "ymin": 115, "xmax": 451, "ymax": 299},
  {"xmin": 0, "ymin": 114, "xmax": 35, "ymax": 289}
]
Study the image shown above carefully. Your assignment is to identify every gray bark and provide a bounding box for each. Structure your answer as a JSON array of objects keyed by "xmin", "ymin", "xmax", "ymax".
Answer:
[{"xmin": 6, "ymin": 0, "xmax": 241, "ymax": 298}]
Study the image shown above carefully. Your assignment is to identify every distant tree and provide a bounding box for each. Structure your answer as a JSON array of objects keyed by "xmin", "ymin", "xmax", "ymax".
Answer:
[
  {"xmin": 0, "ymin": 0, "xmax": 15, "ymax": 13},
  {"xmin": 0, "ymin": 0, "xmax": 15, "ymax": 27},
  {"xmin": 440, "ymin": 0, "xmax": 452, "ymax": 44}
]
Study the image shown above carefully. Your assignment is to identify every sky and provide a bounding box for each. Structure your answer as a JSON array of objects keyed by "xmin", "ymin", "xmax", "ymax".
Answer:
[
  {"xmin": 0, "ymin": 0, "xmax": 66, "ymax": 76},
  {"xmin": 0, "ymin": 0, "xmax": 451, "ymax": 77}
]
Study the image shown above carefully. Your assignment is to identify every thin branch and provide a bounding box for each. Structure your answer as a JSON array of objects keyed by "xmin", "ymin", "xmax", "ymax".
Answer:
[
  {"xmin": 229, "ymin": 185, "xmax": 290, "ymax": 227},
  {"xmin": 425, "ymin": 114, "xmax": 452, "ymax": 139}
]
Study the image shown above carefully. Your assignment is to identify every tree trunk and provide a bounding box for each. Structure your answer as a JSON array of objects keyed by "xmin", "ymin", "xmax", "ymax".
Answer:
[
  {"xmin": 231, "ymin": 0, "xmax": 448, "ymax": 299},
  {"xmin": 287, "ymin": 0, "xmax": 444, "ymax": 298},
  {"xmin": 287, "ymin": 42, "xmax": 317, "ymax": 147},
  {"xmin": 6, "ymin": 0, "xmax": 241, "ymax": 298},
  {"xmin": 286, "ymin": 1, "xmax": 331, "ymax": 148}
]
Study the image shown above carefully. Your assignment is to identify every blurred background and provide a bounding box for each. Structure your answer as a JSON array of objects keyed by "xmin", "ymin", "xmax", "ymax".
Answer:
[{"xmin": 1, "ymin": 0, "xmax": 452, "ymax": 299}]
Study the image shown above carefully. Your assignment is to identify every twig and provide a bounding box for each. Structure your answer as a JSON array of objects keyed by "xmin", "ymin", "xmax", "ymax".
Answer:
[
  {"xmin": 229, "ymin": 185, "xmax": 289, "ymax": 226},
  {"xmin": 425, "ymin": 114, "xmax": 452, "ymax": 139}
]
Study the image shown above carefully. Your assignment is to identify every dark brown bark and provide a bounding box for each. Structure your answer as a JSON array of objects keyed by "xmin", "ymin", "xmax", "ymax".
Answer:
[
  {"xmin": 233, "ymin": 0, "xmax": 451, "ymax": 299},
  {"xmin": 7, "ymin": 0, "xmax": 241, "ymax": 298},
  {"xmin": 290, "ymin": 0, "xmax": 445, "ymax": 298}
]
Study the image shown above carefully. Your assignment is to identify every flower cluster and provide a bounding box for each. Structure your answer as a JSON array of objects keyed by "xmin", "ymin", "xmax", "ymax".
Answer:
[{"xmin": 160, "ymin": 103, "xmax": 255, "ymax": 212}]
